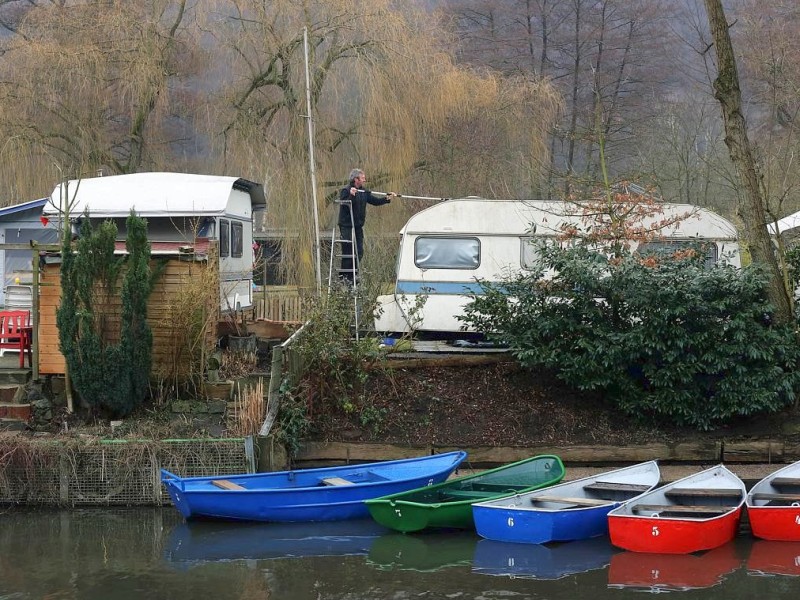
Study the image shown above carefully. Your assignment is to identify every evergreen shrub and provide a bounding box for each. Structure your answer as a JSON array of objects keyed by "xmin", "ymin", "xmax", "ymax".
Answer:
[
  {"xmin": 57, "ymin": 210, "xmax": 154, "ymax": 418},
  {"xmin": 461, "ymin": 243, "xmax": 800, "ymax": 429}
]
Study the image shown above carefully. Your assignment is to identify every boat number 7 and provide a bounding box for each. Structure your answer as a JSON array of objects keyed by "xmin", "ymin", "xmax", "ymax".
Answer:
[
  {"xmin": 651, "ymin": 525, "xmax": 660, "ymax": 537},
  {"xmin": 507, "ymin": 517, "xmax": 515, "ymax": 527}
]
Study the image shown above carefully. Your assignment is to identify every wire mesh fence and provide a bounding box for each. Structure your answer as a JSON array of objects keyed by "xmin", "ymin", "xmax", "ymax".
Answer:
[{"xmin": 0, "ymin": 437, "xmax": 253, "ymax": 506}]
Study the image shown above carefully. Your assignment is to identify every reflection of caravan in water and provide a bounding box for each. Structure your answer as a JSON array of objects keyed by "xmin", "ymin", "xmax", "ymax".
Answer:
[{"xmin": 374, "ymin": 198, "xmax": 741, "ymax": 337}]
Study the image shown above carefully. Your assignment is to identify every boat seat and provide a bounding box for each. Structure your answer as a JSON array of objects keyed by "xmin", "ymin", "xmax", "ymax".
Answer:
[
  {"xmin": 663, "ymin": 487, "xmax": 742, "ymax": 499},
  {"xmin": 470, "ymin": 483, "xmax": 527, "ymax": 492},
  {"xmin": 771, "ymin": 477, "xmax": 800, "ymax": 488},
  {"xmin": 583, "ymin": 482, "xmax": 651, "ymax": 493},
  {"xmin": 751, "ymin": 492, "xmax": 800, "ymax": 503},
  {"xmin": 443, "ymin": 490, "xmax": 500, "ymax": 500},
  {"xmin": 632, "ymin": 503, "xmax": 733, "ymax": 515},
  {"xmin": 211, "ymin": 479, "xmax": 246, "ymax": 490},
  {"xmin": 531, "ymin": 495, "xmax": 611, "ymax": 507},
  {"xmin": 321, "ymin": 476, "xmax": 354, "ymax": 486}
]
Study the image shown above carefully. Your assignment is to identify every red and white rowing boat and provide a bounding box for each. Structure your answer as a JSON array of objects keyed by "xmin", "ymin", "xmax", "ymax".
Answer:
[
  {"xmin": 607, "ymin": 465, "xmax": 746, "ymax": 554},
  {"xmin": 746, "ymin": 459, "xmax": 800, "ymax": 541}
]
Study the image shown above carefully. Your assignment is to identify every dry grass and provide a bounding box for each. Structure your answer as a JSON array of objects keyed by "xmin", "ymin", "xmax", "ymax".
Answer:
[
  {"xmin": 231, "ymin": 377, "xmax": 266, "ymax": 437},
  {"xmin": 220, "ymin": 349, "xmax": 258, "ymax": 380}
]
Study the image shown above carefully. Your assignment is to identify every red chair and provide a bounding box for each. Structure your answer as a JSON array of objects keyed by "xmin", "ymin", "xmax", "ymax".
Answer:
[{"xmin": 0, "ymin": 310, "xmax": 32, "ymax": 368}]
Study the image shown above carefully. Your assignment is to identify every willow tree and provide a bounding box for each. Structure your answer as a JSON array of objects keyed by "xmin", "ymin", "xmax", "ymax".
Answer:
[
  {"xmin": 204, "ymin": 0, "xmax": 561, "ymax": 289},
  {"xmin": 0, "ymin": 0, "xmax": 200, "ymax": 201}
]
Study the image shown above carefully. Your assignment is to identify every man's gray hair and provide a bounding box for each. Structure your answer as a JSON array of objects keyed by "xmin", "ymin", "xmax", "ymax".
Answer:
[{"xmin": 349, "ymin": 168, "xmax": 364, "ymax": 182}]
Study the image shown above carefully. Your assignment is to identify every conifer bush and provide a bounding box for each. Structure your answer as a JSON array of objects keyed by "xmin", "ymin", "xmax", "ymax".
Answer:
[{"xmin": 57, "ymin": 210, "xmax": 154, "ymax": 418}]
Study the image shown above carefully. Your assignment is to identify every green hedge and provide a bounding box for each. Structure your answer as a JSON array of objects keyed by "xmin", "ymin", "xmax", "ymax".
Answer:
[{"xmin": 461, "ymin": 244, "xmax": 800, "ymax": 429}]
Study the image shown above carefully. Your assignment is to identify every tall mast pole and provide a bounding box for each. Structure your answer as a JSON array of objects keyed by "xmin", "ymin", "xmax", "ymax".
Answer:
[{"xmin": 303, "ymin": 26, "xmax": 322, "ymax": 294}]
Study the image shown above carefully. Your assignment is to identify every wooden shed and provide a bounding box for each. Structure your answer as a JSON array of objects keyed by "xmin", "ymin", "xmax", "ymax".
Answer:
[{"xmin": 39, "ymin": 248, "xmax": 220, "ymax": 377}]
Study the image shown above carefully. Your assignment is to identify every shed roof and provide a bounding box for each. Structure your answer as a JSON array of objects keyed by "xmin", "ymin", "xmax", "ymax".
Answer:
[
  {"xmin": 44, "ymin": 172, "xmax": 266, "ymax": 218},
  {"xmin": 0, "ymin": 198, "xmax": 47, "ymax": 219}
]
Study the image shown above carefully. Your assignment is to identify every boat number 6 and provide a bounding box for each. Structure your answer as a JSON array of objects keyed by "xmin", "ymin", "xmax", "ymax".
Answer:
[
  {"xmin": 651, "ymin": 525, "xmax": 660, "ymax": 537},
  {"xmin": 507, "ymin": 517, "xmax": 515, "ymax": 527}
]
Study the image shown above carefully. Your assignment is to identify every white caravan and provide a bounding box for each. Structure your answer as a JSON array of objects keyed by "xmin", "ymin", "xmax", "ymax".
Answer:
[
  {"xmin": 374, "ymin": 198, "xmax": 740, "ymax": 337},
  {"xmin": 44, "ymin": 172, "xmax": 266, "ymax": 311}
]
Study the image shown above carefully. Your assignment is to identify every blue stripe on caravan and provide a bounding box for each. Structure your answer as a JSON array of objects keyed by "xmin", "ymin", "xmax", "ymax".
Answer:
[{"xmin": 395, "ymin": 281, "xmax": 495, "ymax": 295}]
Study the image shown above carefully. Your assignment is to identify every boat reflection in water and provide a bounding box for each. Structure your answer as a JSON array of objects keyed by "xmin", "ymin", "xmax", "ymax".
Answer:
[
  {"xmin": 607, "ymin": 542, "xmax": 742, "ymax": 591},
  {"xmin": 366, "ymin": 531, "xmax": 477, "ymax": 572},
  {"xmin": 164, "ymin": 518, "xmax": 388, "ymax": 565},
  {"xmin": 747, "ymin": 541, "xmax": 800, "ymax": 577},
  {"xmin": 472, "ymin": 537, "xmax": 616, "ymax": 580}
]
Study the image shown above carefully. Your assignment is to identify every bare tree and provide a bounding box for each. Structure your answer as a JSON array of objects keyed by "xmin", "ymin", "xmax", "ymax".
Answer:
[
  {"xmin": 443, "ymin": 0, "xmax": 676, "ymax": 198},
  {"xmin": 703, "ymin": 0, "xmax": 793, "ymax": 323},
  {"xmin": 734, "ymin": 0, "xmax": 800, "ymax": 220}
]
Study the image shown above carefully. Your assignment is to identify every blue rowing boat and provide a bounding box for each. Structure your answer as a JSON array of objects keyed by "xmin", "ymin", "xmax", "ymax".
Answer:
[
  {"xmin": 161, "ymin": 450, "xmax": 467, "ymax": 522},
  {"xmin": 472, "ymin": 460, "xmax": 660, "ymax": 544}
]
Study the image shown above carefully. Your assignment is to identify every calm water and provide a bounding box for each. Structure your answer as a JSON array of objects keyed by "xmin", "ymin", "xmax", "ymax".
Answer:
[{"xmin": 2, "ymin": 507, "xmax": 800, "ymax": 599}]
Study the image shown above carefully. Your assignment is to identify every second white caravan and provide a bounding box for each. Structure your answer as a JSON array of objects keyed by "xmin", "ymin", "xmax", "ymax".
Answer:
[{"xmin": 373, "ymin": 198, "xmax": 740, "ymax": 338}]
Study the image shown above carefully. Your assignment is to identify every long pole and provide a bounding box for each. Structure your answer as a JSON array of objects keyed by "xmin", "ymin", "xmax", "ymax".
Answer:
[
  {"xmin": 359, "ymin": 191, "xmax": 451, "ymax": 202},
  {"xmin": 303, "ymin": 27, "xmax": 322, "ymax": 294}
]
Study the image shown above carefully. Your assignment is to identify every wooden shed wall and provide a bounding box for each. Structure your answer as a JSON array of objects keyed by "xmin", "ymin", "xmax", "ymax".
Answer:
[{"xmin": 40, "ymin": 259, "xmax": 220, "ymax": 376}]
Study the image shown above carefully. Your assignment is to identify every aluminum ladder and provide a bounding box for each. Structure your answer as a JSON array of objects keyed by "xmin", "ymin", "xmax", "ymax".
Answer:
[{"xmin": 327, "ymin": 198, "xmax": 360, "ymax": 339}]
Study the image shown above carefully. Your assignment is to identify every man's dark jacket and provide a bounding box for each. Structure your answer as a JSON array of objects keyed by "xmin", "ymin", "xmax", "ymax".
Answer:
[{"xmin": 338, "ymin": 183, "xmax": 390, "ymax": 228}]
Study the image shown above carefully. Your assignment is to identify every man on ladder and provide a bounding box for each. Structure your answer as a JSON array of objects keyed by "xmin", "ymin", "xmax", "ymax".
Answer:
[{"xmin": 337, "ymin": 168, "xmax": 395, "ymax": 286}]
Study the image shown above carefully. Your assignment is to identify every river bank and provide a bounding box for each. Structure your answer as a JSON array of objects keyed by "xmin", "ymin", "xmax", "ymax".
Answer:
[
  {"xmin": 307, "ymin": 358, "xmax": 800, "ymax": 453},
  {"xmin": 3, "ymin": 353, "xmax": 799, "ymax": 507}
]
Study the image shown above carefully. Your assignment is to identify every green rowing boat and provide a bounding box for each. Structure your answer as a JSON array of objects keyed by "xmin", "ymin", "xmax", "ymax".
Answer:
[{"xmin": 365, "ymin": 454, "xmax": 565, "ymax": 533}]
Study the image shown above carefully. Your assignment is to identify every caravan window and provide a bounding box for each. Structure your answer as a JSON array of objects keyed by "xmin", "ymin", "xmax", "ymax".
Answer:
[
  {"xmin": 231, "ymin": 221, "xmax": 244, "ymax": 258},
  {"xmin": 637, "ymin": 240, "xmax": 718, "ymax": 268},
  {"xmin": 414, "ymin": 237, "xmax": 479, "ymax": 269},
  {"xmin": 219, "ymin": 219, "xmax": 230, "ymax": 257},
  {"xmin": 521, "ymin": 237, "xmax": 565, "ymax": 270},
  {"xmin": 521, "ymin": 237, "xmax": 548, "ymax": 270}
]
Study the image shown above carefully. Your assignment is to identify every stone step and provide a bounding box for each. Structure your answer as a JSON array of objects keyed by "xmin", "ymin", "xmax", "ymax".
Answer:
[
  {"xmin": 203, "ymin": 381, "xmax": 234, "ymax": 401},
  {"xmin": 0, "ymin": 384, "xmax": 23, "ymax": 404},
  {"xmin": 0, "ymin": 402, "xmax": 31, "ymax": 421},
  {"xmin": 0, "ymin": 369, "xmax": 30, "ymax": 386}
]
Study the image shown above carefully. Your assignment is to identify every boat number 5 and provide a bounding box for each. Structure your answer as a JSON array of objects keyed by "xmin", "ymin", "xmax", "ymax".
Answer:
[
  {"xmin": 395, "ymin": 509, "xmax": 402, "ymax": 518},
  {"xmin": 507, "ymin": 517, "xmax": 515, "ymax": 527},
  {"xmin": 651, "ymin": 525, "xmax": 660, "ymax": 537}
]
